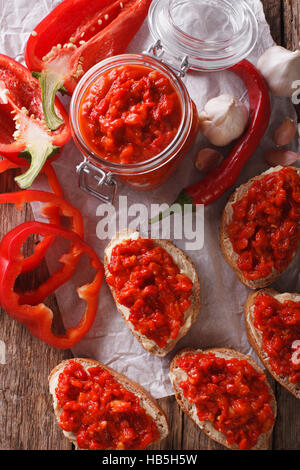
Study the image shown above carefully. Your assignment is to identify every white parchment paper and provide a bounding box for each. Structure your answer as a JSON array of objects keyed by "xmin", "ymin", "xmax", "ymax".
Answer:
[{"xmin": 1, "ymin": 0, "xmax": 299, "ymax": 398}]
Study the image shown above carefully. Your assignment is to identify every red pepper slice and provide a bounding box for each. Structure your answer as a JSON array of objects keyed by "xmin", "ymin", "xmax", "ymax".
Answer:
[
  {"xmin": 0, "ymin": 158, "xmax": 63, "ymax": 273},
  {"xmin": 0, "ymin": 221, "xmax": 103, "ymax": 349},
  {"xmin": 0, "ymin": 158, "xmax": 63, "ymax": 196},
  {"xmin": 0, "ymin": 190, "xmax": 84, "ymax": 302},
  {"xmin": 151, "ymin": 59, "xmax": 271, "ymax": 221},
  {"xmin": 25, "ymin": 0, "xmax": 152, "ymax": 130},
  {"xmin": 0, "ymin": 54, "xmax": 71, "ymax": 188}
]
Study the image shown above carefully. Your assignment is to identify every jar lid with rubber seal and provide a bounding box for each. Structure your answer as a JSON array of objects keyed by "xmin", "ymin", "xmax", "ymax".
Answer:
[{"xmin": 70, "ymin": 0, "xmax": 258, "ymax": 204}]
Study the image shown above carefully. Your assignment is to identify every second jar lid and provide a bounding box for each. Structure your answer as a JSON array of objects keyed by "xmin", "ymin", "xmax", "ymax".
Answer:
[{"xmin": 148, "ymin": 0, "xmax": 258, "ymax": 71}]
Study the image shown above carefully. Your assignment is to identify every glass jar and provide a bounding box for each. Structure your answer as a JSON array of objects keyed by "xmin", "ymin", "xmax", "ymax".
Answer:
[
  {"xmin": 70, "ymin": 54, "xmax": 198, "ymax": 202},
  {"xmin": 70, "ymin": 0, "xmax": 258, "ymax": 203}
]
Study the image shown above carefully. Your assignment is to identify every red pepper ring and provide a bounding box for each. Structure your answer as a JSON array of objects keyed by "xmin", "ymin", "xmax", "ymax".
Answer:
[
  {"xmin": 0, "ymin": 190, "xmax": 84, "ymax": 303},
  {"xmin": 0, "ymin": 221, "xmax": 103, "ymax": 349},
  {"xmin": 0, "ymin": 158, "xmax": 63, "ymax": 273}
]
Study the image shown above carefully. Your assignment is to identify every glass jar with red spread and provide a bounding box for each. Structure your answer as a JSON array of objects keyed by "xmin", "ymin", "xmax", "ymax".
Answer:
[
  {"xmin": 70, "ymin": 0, "xmax": 258, "ymax": 202},
  {"xmin": 71, "ymin": 54, "xmax": 198, "ymax": 199}
]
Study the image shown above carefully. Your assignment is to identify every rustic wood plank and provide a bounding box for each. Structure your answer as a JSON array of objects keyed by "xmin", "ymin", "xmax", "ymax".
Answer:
[
  {"xmin": 282, "ymin": 0, "xmax": 300, "ymax": 50},
  {"xmin": 148, "ymin": 396, "xmax": 183, "ymax": 450},
  {"xmin": 261, "ymin": 0, "xmax": 283, "ymax": 45}
]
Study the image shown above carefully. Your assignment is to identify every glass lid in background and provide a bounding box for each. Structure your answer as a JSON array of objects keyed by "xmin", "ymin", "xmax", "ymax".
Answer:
[{"xmin": 148, "ymin": 0, "xmax": 258, "ymax": 71}]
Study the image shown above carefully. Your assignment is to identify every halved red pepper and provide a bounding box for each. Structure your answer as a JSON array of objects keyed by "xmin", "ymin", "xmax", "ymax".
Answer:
[
  {"xmin": 0, "ymin": 189, "xmax": 84, "ymax": 301},
  {"xmin": 0, "ymin": 221, "xmax": 104, "ymax": 349},
  {"xmin": 0, "ymin": 158, "xmax": 63, "ymax": 273},
  {"xmin": 0, "ymin": 54, "xmax": 70, "ymax": 188},
  {"xmin": 25, "ymin": 0, "xmax": 152, "ymax": 130}
]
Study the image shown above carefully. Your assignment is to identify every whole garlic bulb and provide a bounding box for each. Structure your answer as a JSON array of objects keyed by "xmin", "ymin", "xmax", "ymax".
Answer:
[
  {"xmin": 257, "ymin": 46, "xmax": 300, "ymax": 97},
  {"xmin": 198, "ymin": 94, "xmax": 249, "ymax": 147}
]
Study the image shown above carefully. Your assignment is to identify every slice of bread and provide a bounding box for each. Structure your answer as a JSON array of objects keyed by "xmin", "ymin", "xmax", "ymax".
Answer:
[
  {"xmin": 49, "ymin": 358, "xmax": 169, "ymax": 450},
  {"xmin": 245, "ymin": 289, "xmax": 300, "ymax": 400},
  {"xmin": 104, "ymin": 229, "xmax": 201, "ymax": 357},
  {"xmin": 220, "ymin": 165, "xmax": 300, "ymax": 289},
  {"xmin": 170, "ymin": 347, "xmax": 277, "ymax": 450}
]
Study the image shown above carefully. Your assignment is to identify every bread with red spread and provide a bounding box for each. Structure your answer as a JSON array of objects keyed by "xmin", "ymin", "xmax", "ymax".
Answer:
[
  {"xmin": 220, "ymin": 165, "xmax": 300, "ymax": 289},
  {"xmin": 170, "ymin": 348, "xmax": 277, "ymax": 450},
  {"xmin": 104, "ymin": 229, "xmax": 201, "ymax": 357},
  {"xmin": 245, "ymin": 289, "xmax": 300, "ymax": 400},
  {"xmin": 49, "ymin": 358, "xmax": 169, "ymax": 450}
]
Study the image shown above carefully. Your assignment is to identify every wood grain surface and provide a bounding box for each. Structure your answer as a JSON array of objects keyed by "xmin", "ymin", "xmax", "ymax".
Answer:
[{"xmin": 0, "ymin": 0, "xmax": 300, "ymax": 451}]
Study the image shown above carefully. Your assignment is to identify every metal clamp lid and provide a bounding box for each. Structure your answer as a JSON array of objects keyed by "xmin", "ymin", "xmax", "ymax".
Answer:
[
  {"xmin": 76, "ymin": 158, "xmax": 117, "ymax": 205},
  {"xmin": 144, "ymin": 40, "xmax": 189, "ymax": 77}
]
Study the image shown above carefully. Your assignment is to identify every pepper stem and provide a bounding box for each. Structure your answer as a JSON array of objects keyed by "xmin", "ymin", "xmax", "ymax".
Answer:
[
  {"xmin": 149, "ymin": 190, "xmax": 195, "ymax": 224},
  {"xmin": 15, "ymin": 143, "xmax": 55, "ymax": 189},
  {"xmin": 34, "ymin": 70, "xmax": 64, "ymax": 131}
]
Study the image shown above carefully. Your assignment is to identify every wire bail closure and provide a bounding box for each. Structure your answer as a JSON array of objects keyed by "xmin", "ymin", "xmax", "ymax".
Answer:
[
  {"xmin": 144, "ymin": 40, "xmax": 189, "ymax": 77},
  {"xmin": 76, "ymin": 158, "xmax": 117, "ymax": 205}
]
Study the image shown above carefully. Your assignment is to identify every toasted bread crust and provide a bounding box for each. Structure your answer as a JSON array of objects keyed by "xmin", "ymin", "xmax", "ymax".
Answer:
[
  {"xmin": 220, "ymin": 166, "xmax": 300, "ymax": 289},
  {"xmin": 170, "ymin": 347, "xmax": 277, "ymax": 450},
  {"xmin": 104, "ymin": 229, "xmax": 201, "ymax": 357},
  {"xmin": 49, "ymin": 358, "xmax": 169, "ymax": 449},
  {"xmin": 244, "ymin": 289, "xmax": 300, "ymax": 400}
]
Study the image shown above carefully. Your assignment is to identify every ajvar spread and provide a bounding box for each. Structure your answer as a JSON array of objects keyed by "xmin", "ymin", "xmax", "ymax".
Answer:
[
  {"xmin": 253, "ymin": 293, "xmax": 300, "ymax": 385},
  {"xmin": 106, "ymin": 238, "xmax": 193, "ymax": 348},
  {"xmin": 55, "ymin": 360, "xmax": 160, "ymax": 450},
  {"xmin": 227, "ymin": 167, "xmax": 300, "ymax": 280},
  {"xmin": 176, "ymin": 352, "xmax": 275, "ymax": 450},
  {"xmin": 79, "ymin": 64, "xmax": 182, "ymax": 164}
]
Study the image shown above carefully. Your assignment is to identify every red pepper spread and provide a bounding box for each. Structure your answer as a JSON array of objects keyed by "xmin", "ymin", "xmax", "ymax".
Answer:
[
  {"xmin": 55, "ymin": 360, "xmax": 159, "ymax": 450},
  {"xmin": 253, "ymin": 293, "xmax": 300, "ymax": 385},
  {"xmin": 79, "ymin": 64, "xmax": 182, "ymax": 164},
  {"xmin": 176, "ymin": 352, "xmax": 275, "ymax": 450},
  {"xmin": 106, "ymin": 238, "xmax": 193, "ymax": 348},
  {"xmin": 227, "ymin": 167, "xmax": 300, "ymax": 280}
]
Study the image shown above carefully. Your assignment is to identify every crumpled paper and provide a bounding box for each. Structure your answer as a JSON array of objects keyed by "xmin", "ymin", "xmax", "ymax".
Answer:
[{"xmin": 1, "ymin": 0, "xmax": 299, "ymax": 398}]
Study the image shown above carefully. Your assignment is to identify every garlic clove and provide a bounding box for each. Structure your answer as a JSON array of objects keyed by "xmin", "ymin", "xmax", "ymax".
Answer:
[
  {"xmin": 195, "ymin": 148, "xmax": 223, "ymax": 173},
  {"xmin": 274, "ymin": 117, "xmax": 297, "ymax": 146},
  {"xmin": 264, "ymin": 148, "xmax": 299, "ymax": 167},
  {"xmin": 257, "ymin": 46, "xmax": 300, "ymax": 97},
  {"xmin": 198, "ymin": 94, "xmax": 248, "ymax": 147}
]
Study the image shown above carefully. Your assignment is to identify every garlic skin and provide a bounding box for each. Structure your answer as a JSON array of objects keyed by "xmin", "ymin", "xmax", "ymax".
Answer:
[
  {"xmin": 195, "ymin": 148, "xmax": 223, "ymax": 173},
  {"xmin": 257, "ymin": 46, "xmax": 300, "ymax": 97},
  {"xmin": 274, "ymin": 117, "xmax": 297, "ymax": 146},
  {"xmin": 264, "ymin": 148, "xmax": 299, "ymax": 167},
  {"xmin": 198, "ymin": 94, "xmax": 249, "ymax": 147}
]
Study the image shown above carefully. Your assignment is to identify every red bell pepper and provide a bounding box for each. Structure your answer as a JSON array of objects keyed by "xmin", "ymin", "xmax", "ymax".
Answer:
[
  {"xmin": 25, "ymin": 0, "xmax": 152, "ymax": 130},
  {"xmin": 0, "ymin": 54, "xmax": 70, "ymax": 188},
  {"xmin": 0, "ymin": 158, "xmax": 63, "ymax": 273},
  {"xmin": 0, "ymin": 221, "xmax": 104, "ymax": 349},
  {"xmin": 0, "ymin": 190, "xmax": 84, "ymax": 298}
]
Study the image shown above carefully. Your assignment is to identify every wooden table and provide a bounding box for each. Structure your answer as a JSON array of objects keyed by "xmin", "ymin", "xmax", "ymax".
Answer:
[{"xmin": 0, "ymin": 0, "xmax": 299, "ymax": 451}]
